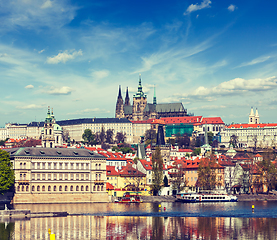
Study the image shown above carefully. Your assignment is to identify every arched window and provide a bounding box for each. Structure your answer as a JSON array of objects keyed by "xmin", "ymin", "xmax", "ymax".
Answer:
[
  {"xmin": 101, "ymin": 186, "xmax": 104, "ymax": 191},
  {"xmin": 45, "ymin": 129, "xmax": 47, "ymax": 135},
  {"xmin": 59, "ymin": 185, "xmax": 62, "ymax": 191},
  {"xmin": 57, "ymin": 136, "xmax": 59, "ymax": 143},
  {"xmin": 23, "ymin": 173, "xmax": 26, "ymax": 180},
  {"xmin": 32, "ymin": 186, "xmax": 35, "ymax": 191},
  {"xmin": 65, "ymin": 186, "xmax": 68, "ymax": 191},
  {"xmin": 50, "ymin": 142, "xmax": 53, "ymax": 148},
  {"xmin": 99, "ymin": 174, "xmax": 101, "ymax": 180},
  {"xmin": 81, "ymin": 185, "xmax": 84, "ymax": 191},
  {"xmin": 86, "ymin": 186, "xmax": 89, "ymax": 191},
  {"xmin": 76, "ymin": 186, "xmax": 79, "ymax": 191},
  {"xmin": 24, "ymin": 163, "xmax": 26, "ymax": 169},
  {"xmin": 95, "ymin": 164, "xmax": 98, "ymax": 170},
  {"xmin": 48, "ymin": 186, "xmax": 51, "ymax": 191},
  {"xmin": 37, "ymin": 186, "xmax": 40, "ymax": 191},
  {"xmin": 96, "ymin": 174, "xmax": 98, "ymax": 180},
  {"xmin": 54, "ymin": 186, "xmax": 57, "ymax": 191},
  {"xmin": 42, "ymin": 186, "xmax": 45, "ymax": 191},
  {"xmin": 49, "ymin": 129, "xmax": 52, "ymax": 135},
  {"xmin": 20, "ymin": 174, "xmax": 22, "ymax": 180},
  {"xmin": 20, "ymin": 163, "xmax": 22, "ymax": 169},
  {"xmin": 70, "ymin": 185, "xmax": 73, "ymax": 191},
  {"xmin": 26, "ymin": 186, "xmax": 29, "ymax": 191},
  {"xmin": 17, "ymin": 186, "xmax": 20, "ymax": 192},
  {"xmin": 99, "ymin": 164, "xmax": 101, "ymax": 170},
  {"xmin": 93, "ymin": 186, "xmax": 96, "ymax": 191},
  {"xmin": 97, "ymin": 186, "xmax": 100, "ymax": 191}
]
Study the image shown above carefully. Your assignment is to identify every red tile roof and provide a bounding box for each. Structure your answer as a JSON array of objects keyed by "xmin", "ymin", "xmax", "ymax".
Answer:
[
  {"xmin": 139, "ymin": 159, "xmax": 152, "ymax": 170},
  {"xmin": 106, "ymin": 182, "xmax": 114, "ymax": 190},
  {"xmin": 160, "ymin": 116, "xmax": 202, "ymax": 125},
  {"xmin": 178, "ymin": 149, "xmax": 193, "ymax": 152},
  {"xmin": 227, "ymin": 123, "xmax": 277, "ymax": 129}
]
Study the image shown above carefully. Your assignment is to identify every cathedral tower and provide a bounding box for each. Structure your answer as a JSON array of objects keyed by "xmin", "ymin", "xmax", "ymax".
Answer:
[
  {"xmin": 249, "ymin": 107, "xmax": 259, "ymax": 124},
  {"xmin": 115, "ymin": 85, "xmax": 124, "ymax": 118},
  {"xmin": 124, "ymin": 87, "xmax": 130, "ymax": 106},
  {"xmin": 132, "ymin": 74, "xmax": 147, "ymax": 121}
]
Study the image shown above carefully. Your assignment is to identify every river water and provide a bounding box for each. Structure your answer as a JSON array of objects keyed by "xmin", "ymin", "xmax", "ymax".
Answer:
[{"xmin": 1, "ymin": 201, "xmax": 277, "ymax": 239}]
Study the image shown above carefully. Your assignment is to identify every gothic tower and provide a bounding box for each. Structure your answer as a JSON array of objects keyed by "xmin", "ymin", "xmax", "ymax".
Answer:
[
  {"xmin": 115, "ymin": 85, "xmax": 124, "ymax": 118},
  {"xmin": 255, "ymin": 108, "xmax": 260, "ymax": 124},
  {"xmin": 124, "ymin": 87, "xmax": 130, "ymax": 106},
  {"xmin": 132, "ymin": 74, "xmax": 147, "ymax": 121},
  {"xmin": 249, "ymin": 107, "xmax": 255, "ymax": 124}
]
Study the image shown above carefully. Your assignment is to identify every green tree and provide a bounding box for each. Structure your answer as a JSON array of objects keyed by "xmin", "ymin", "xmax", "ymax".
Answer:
[
  {"xmin": 207, "ymin": 132, "xmax": 214, "ymax": 146},
  {"xmin": 192, "ymin": 148, "xmax": 201, "ymax": 156},
  {"xmin": 106, "ymin": 129, "xmax": 114, "ymax": 144},
  {"xmin": 115, "ymin": 132, "xmax": 126, "ymax": 144},
  {"xmin": 176, "ymin": 133, "xmax": 190, "ymax": 148},
  {"xmin": 145, "ymin": 129, "xmax": 156, "ymax": 145},
  {"xmin": 0, "ymin": 150, "xmax": 15, "ymax": 194},
  {"xmin": 229, "ymin": 134, "xmax": 239, "ymax": 148},
  {"xmin": 151, "ymin": 146, "xmax": 164, "ymax": 195},
  {"xmin": 0, "ymin": 138, "xmax": 8, "ymax": 146},
  {"xmin": 197, "ymin": 156, "xmax": 218, "ymax": 190},
  {"xmin": 82, "ymin": 129, "xmax": 96, "ymax": 145}
]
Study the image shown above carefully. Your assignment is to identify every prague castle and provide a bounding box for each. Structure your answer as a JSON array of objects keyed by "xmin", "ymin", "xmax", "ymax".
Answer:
[{"xmin": 115, "ymin": 75, "xmax": 188, "ymax": 121}]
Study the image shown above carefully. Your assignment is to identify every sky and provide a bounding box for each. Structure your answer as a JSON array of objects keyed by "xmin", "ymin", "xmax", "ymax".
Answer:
[{"xmin": 1, "ymin": 0, "xmax": 277, "ymax": 126}]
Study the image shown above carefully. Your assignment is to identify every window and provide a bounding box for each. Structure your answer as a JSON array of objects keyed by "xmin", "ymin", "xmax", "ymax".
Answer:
[
  {"xmin": 37, "ymin": 174, "xmax": 40, "ymax": 180},
  {"xmin": 86, "ymin": 174, "xmax": 89, "ymax": 180},
  {"xmin": 81, "ymin": 174, "xmax": 84, "ymax": 180},
  {"xmin": 76, "ymin": 163, "xmax": 79, "ymax": 169},
  {"xmin": 76, "ymin": 186, "xmax": 79, "ymax": 191},
  {"xmin": 32, "ymin": 163, "xmax": 35, "ymax": 169},
  {"xmin": 42, "ymin": 174, "xmax": 45, "ymax": 180},
  {"xmin": 48, "ymin": 186, "xmax": 51, "ymax": 191},
  {"xmin": 48, "ymin": 163, "xmax": 51, "ymax": 169},
  {"xmin": 37, "ymin": 163, "xmax": 40, "ymax": 169},
  {"xmin": 76, "ymin": 174, "xmax": 79, "ymax": 180},
  {"xmin": 37, "ymin": 186, "xmax": 40, "ymax": 191},
  {"xmin": 86, "ymin": 163, "xmax": 89, "ymax": 169},
  {"xmin": 81, "ymin": 186, "xmax": 84, "ymax": 191},
  {"xmin": 48, "ymin": 174, "xmax": 51, "ymax": 180},
  {"xmin": 59, "ymin": 163, "xmax": 63, "ymax": 169},
  {"xmin": 32, "ymin": 174, "xmax": 35, "ymax": 180},
  {"xmin": 42, "ymin": 186, "xmax": 45, "ymax": 191},
  {"xmin": 54, "ymin": 163, "xmax": 57, "ymax": 169},
  {"xmin": 42, "ymin": 163, "xmax": 45, "ymax": 169},
  {"xmin": 86, "ymin": 186, "xmax": 89, "ymax": 191},
  {"xmin": 32, "ymin": 186, "xmax": 35, "ymax": 191},
  {"xmin": 59, "ymin": 185, "xmax": 62, "ymax": 191},
  {"xmin": 65, "ymin": 163, "xmax": 68, "ymax": 169},
  {"xmin": 54, "ymin": 174, "xmax": 57, "ymax": 180},
  {"xmin": 65, "ymin": 186, "xmax": 68, "ymax": 191},
  {"xmin": 71, "ymin": 163, "xmax": 74, "ymax": 169},
  {"xmin": 65, "ymin": 174, "xmax": 68, "ymax": 180},
  {"xmin": 26, "ymin": 186, "xmax": 29, "ymax": 191},
  {"xmin": 59, "ymin": 174, "xmax": 63, "ymax": 180},
  {"xmin": 70, "ymin": 185, "xmax": 73, "ymax": 191},
  {"xmin": 81, "ymin": 163, "xmax": 84, "ymax": 170},
  {"xmin": 21, "ymin": 185, "xmax": 24, "ymax": 192},
  {"xmin": 71, "ymin": 174, "xmax": 74, "ymax": 180}
]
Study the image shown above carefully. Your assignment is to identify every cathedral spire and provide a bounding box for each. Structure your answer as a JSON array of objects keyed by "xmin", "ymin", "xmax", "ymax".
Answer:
[
  {"xmin": 153, "ymin": 85, "xmax": 157, "ymax": 105},
  {"xmin": 115, "ymin": 85, "xmax": 124, "ymax": 118},
  {"xmin": 125, "ymin": 87, "xmax": 130, "ymax": 106},
  {"xmin": 134, "ymin": 74, "xmax": 146, "ymax": 98},
  {"xmin": 118, "ymin": 85, "xmax": 122, "ymax": 99}
]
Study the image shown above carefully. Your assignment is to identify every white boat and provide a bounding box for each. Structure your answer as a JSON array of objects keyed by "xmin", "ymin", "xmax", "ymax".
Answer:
[{"xmin": 177, "ymin": 193, "xmax": 237, "ymax": 203}]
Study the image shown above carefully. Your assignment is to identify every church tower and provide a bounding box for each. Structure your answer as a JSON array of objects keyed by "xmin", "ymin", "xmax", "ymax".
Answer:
[
  {"xmin": 41, "ymin": 107, "xmax": 63, "ymax": 148},
  {"xmin": 255, "ymin": 108, "xmax": 260, "ymax": 124},
  {"xmin": 124, "ymin": 87, "xmax": 130, "ymax": 106},
  {"xmin": 249, "ymin": 107, "xmax": 255, "ymax": 124},
  {"xmin": 132, "ymin": 74, "xmax": 147, "ymax": 121},
  {"xmin": 115, "ymin": 85, "xmax": 124, "ymax": 118}
]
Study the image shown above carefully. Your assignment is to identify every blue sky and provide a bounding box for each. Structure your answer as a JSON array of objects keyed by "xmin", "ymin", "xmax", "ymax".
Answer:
[{"xmin": 1, "ymin": 0, "xmax": 277, "ymax": 126}]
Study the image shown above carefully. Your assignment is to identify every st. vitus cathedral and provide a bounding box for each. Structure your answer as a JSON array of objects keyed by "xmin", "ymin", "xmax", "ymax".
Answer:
[{"xmin": 115, "ymin": 75, "xmax": 188, "ymax": 121}]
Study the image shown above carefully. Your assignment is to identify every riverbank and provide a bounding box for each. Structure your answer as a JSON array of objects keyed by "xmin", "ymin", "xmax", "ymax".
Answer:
[
  {"xmin": 236, "ymin": 194, "xmax": 277, "ymax": 201},
  {"xmin": 141, "ymin": 194, "xmax": 277, "ymax": 203}
]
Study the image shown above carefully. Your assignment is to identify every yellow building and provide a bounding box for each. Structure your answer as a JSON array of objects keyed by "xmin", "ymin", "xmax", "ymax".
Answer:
[{"xmin": 6, "ymin": 147, "xmax": 108, "ymax": 203}]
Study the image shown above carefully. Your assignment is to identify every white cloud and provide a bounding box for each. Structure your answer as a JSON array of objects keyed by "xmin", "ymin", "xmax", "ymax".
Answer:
[
  {"xmin": 41, "ymin": 0, "xmax": 52, "ymax": 9},
  {"xmin": 184, "ymin": 0, "xmax": 211, "ymax": 15},
  {"xmin": 46, "ymin": 50, "xmax": 83, "ymax": 64},
  {"xmin": 91, "ymin": 70, "xmax": 110, "ymax": 80},
  {"xmin": 16, "ymin": 104, "xmax": 44, "ymax": 109},
  {"xmin": 25, "ymin": 84, "xmax": 34, "ymax": 89},
  {"xmin": 237, "ymin": 55, "xmax": 272, "ymax": 68},
  {"xmin": 38, "ymin": 49, "xmax": 45, "ymax": 54},
  {"xmin": 228, "ymin": 4, "xmax": 236, "ymax": 12},
  {"xmin": 0, "ymin": 0, "xmax": 77, "ymax": 30},
  {"xmin": 44, "ymin": 86, "xmax": 73, "ymax": 95},
  {"xmin": 173, "ymin": 76, "xmax": 277, "ymax": 101},
  {"xmin": 0, "ymin": 53, "xmax": 8, "ymax": 57}
]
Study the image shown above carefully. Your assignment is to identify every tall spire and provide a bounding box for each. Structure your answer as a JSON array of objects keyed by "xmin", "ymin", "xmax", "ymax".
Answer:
[
  {"xmin": 153, "ymin": 85, "xmax": 157, "ymax": 105},
  {"xmin": 118, "ymin": 85, "xmax": 122, "ymax": 99},
  {"xmin": 124, "ymin": 87, "xmax": 130, "ymax": 106},
  {"xmin": 249, "ymin": 107, "xmax": 255, "ymax": 124},
  {"xmin": 134, "ymin": 74, "xmax": 146, "ymax": 98}
]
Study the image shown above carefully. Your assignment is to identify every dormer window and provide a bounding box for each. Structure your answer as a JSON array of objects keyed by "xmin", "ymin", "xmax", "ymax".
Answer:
[
  {"xmin": 73, "ymin": 151, "xmax": 78, "ymax": 155},
  {"xmin": 40, "ymin": 151, "xmax": 45, "ymax": 155},
  {"xmin": 57, "ymin": 151, "xmax": 61, "ymax": 155}
]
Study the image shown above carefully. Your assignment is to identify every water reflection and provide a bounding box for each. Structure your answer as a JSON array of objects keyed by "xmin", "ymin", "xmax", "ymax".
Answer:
[{"xmin": 1, "ymin": 216, "xmax": 277, "ymax": 240}]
